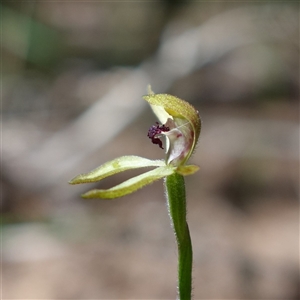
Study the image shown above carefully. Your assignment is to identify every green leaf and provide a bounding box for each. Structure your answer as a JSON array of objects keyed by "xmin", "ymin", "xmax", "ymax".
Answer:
[
  {"xmin": 81, "ymin": 165, "xmax": 175, "ymax": 199},
  {"xmin": 69, "ymin": 156, "xmax": 165, "ymax": 185}
]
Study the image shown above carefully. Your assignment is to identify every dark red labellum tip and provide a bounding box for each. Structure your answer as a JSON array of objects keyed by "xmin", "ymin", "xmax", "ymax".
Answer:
[{"xmin": 147, "ymin": 122, "xmax": 170, "ymax": 149}]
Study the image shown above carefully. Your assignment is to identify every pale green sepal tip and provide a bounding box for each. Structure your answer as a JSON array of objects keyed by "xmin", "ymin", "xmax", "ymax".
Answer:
[
  {"xmin": 176, "ymin": 165, "xmax": 199, "ymax": 176},
  {"xmin": 144, "ymin": 86, "xmax": 171, "ymax": 123},
  {"xmin": 69, "ymin": 156, "xmax": 165, "ymax": 185},
  {"xmin": 81, "ymin": 165, "xmax": 175, "ymax": 199}
]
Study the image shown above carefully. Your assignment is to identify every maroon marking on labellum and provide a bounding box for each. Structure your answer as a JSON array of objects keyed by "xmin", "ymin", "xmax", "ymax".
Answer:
[{"xmin": 147, "ymin": 122, "xmax": 170, "ymax": 149}]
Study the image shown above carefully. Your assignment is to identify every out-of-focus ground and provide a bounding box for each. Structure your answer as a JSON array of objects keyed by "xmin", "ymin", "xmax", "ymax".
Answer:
[{"xmin": 1, "ymin": 2, "xmax": 299, "ymax": 299}]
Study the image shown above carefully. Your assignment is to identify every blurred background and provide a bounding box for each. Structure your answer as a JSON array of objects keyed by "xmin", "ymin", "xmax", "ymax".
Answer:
[{"xmin": 2, "ymin": 1, "xmax": 299, "ymax": 299}]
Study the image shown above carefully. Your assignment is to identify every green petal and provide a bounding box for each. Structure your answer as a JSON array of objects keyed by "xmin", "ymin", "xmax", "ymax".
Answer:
[
  {"xmin": 81, "ymin": 165, "xmax": 175, "ymax": 199},
  {"xmin": 176, "ymin": 165, "xmax": 199, "ymax": 176},
  {"xmin": 69, "ymin": 156, "xmax": 165, "ymax": 184}
]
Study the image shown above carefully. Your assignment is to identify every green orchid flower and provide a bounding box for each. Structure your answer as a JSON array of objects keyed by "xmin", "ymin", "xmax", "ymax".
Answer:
[
  {"xmin": 70, "ymin": 87, "xmax": 201, "ymax": 299},
  {"xmin": 69, "ymin": 87, "xmax": 201, "ymax": 198}
]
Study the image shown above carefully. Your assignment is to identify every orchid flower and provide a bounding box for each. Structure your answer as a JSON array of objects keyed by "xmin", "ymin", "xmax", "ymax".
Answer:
[
  {"xmin": 69, "ymin": 87, "xmax": 201, "ymax": 198},
  {"xmin": 69, "ymin": 86, "xmax": 201, "ymax": 300}
]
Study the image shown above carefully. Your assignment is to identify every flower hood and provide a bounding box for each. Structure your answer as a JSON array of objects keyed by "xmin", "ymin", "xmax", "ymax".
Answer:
[{"xmin": 143, "ymin": 91, "xmax": 201, "ymax": 167}]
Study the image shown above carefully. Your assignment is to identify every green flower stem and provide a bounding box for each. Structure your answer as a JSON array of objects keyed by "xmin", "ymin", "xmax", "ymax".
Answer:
[{"xmin": 165, "ymin": 173, "xmax": 193, "ymax": 300}]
